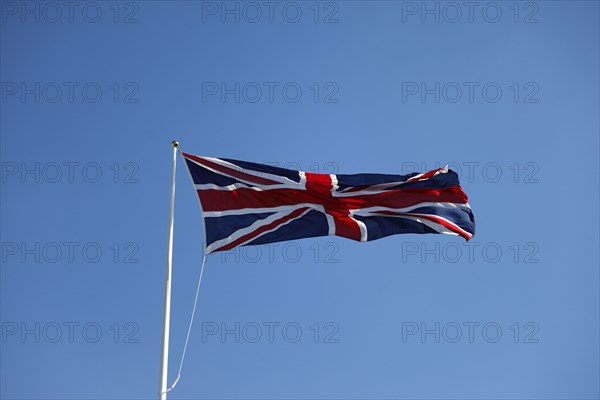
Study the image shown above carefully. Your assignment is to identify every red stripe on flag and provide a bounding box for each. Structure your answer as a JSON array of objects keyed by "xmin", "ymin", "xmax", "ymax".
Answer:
[
  {"xmin": 196, "ymin": 186, "xmax": 469, "ymax": 212},
  {"xmin": 304, "ymin": 172, "xmax": 333, "ymax": 193},
  {"xmin": 330, "ymin": 211, "xmax": 362, "ymax": 241}
]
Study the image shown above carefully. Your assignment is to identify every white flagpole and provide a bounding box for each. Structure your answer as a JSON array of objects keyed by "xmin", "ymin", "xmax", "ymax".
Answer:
[{"xmin": 159, "ymin": 140, "xmax": 179, "ymax": 400}]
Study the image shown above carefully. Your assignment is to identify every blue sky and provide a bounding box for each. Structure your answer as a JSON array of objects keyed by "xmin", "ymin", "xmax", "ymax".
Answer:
[{"xmin": 1, "ymin": 1, "xmax": 598, "ymax": 399}]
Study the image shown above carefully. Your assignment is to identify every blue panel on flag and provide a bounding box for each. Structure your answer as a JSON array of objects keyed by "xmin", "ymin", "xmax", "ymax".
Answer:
[
  {"xmin": 222, "ymin": 158, "xmax": 301, "ymax": 183},
  {"xmin": 205, "ymin": 212, "xmax": 275, "ymax": 244},
  {"xmin": 185, "ymin": 158, "xmax": 241, "ymax": 187},
  {"xmin": 245, "ymin": 210, "xmax": 329, "ymax": 246},
  {"xmin": 354, "ymin": 215, "xmax": 438, "ymax": 241}
]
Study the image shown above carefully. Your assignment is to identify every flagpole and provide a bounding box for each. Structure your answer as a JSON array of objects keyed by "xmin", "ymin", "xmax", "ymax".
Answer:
[{"xmin": 159, "ymin": 140, "xmax": 179, "ymax": 400}]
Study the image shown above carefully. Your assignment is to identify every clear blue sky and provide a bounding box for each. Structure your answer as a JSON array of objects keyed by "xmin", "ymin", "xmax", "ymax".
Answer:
[{"xmin": 1, "ymin": 1, "xmax": 598, "ymax": 399}]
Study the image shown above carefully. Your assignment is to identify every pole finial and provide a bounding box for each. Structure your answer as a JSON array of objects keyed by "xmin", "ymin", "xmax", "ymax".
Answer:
[{"xmin": 171, "ymin": 140, "xmax": 179, "ymax": 148}]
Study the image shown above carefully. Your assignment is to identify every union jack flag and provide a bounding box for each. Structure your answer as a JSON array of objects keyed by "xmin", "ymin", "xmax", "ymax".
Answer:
[{"xmin": 182, "ymin": 153, "xmax": 476, "ymax": 255}]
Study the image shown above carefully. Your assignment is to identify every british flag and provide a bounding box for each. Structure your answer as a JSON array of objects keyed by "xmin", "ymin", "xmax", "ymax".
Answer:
[{"xmin": 182, "ymin": 153, "xmax": 476, "ymax": 255}]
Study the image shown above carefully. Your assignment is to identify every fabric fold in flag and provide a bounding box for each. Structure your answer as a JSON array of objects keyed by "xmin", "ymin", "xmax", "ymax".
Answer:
[{"xmin": 182, "ymin": 153, "xmax": 476, "ymax": 254}]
